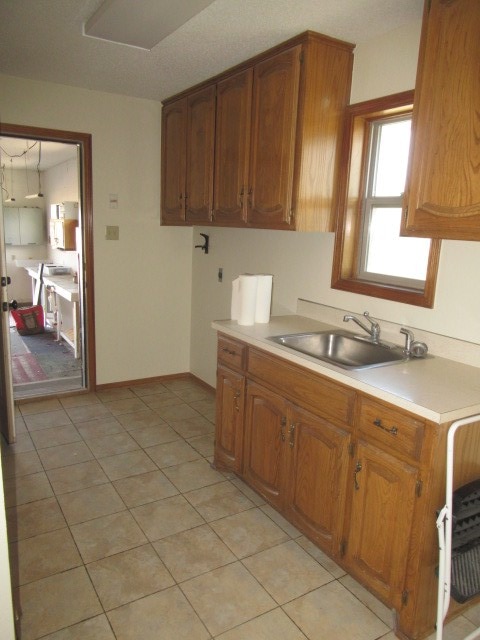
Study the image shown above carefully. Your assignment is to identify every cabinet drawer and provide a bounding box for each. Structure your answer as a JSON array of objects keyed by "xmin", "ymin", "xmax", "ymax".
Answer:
[
  {"xmin": 358, "ymin": 397, "xmax": 425, "ymax": 461},
  {"xmin": 247, "ymin": 348, "xmax": 354, "ymax": 426},
  {"xmin": 218, "ymin": 335, "xmax": 247, "ymax": 371}
]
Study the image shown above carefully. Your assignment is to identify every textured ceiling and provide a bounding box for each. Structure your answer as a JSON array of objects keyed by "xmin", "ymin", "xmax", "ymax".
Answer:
[{"xmin": 0, "ymin": 0, "xmax": 423, "ymax": 102}]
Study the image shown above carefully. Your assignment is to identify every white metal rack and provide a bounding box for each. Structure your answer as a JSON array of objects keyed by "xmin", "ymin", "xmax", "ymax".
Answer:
[{"xmin": 436, "ymin": 414, "xmax": 480, "ymax": 640}]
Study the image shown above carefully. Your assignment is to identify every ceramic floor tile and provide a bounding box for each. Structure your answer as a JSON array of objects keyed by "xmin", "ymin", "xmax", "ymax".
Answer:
[
  {"xmin": 169, "ymin": 415, "xmax": 215, "ymax": 439},
  {"xmin": 113, "ymin": 469, "xmax": 178, "ymax": 507},
  {"xmin": 1, "ymin": 432, "xmax": 35, "ymax": 455},
  {"xmin": 116, "ymin": 409, "xmax": 167, "ymax": 431},
  {"xmin": 145, "ymin": 439, "xmax": 201, "ymax": 468},
  {"xmin": 97, "ymin": 449, "xmax": 157, "ymax": 481},
  {"xmin": 242, "ymin": 540, "xmax": 334, "ymax": 604},
  {"xmin": 187, "ymin": 433, "xmax": 215, "ymax": 457},
  {"xmin": 76, "ymin": 417, "xmax": 125, "ymax": 440},
  {"xmin": 107, "ymin": 586, "xmax": 210, "ymax": 640},
  {"xmin": 1, "ymin": 450, "xmax": 43, "ymax": 478},
  {"xmin": 46, "ymin": 460, "xmax": 109, "ymax": 495},
  {"xmin": 16, "ymin": 566, "xmax": 102, "ymax": 640},
  {"xmin": 95, "ymin": 388, "xmax": 138, "ymax": 402},
  {"xmin": 83, "ymin": 431, "xmax": 139, "ymax": 458},
  {"xmin": 171, "ymin": 387, "xmax": 214, "ymax": 403},
  {"xmin": 103, "ymin": 397, "xmax": 150, "ymax": 416},
  {"xmin": 141, "ymin": 393, "xmax": 184, "ymax": 411},
  {"xmin": 128, "ymin": 423, "xmax": 180, "ymax": 448},
  {"xmin": 65, "ymin": 403, "xmax": 112, "ymax": 423},
  {"xmin": 57, "ymin": 483, "xmax": 126, "ymax": 525},
  {"xmin": 71, "ymin": 510, "xmax": 147, "ymax": 563},
  {"xmin": 424, "ymin": 616, "xmax": 478, "ymax": 640},
  {"xmin": 162, "ymin": 458, "xmax": 224, "ymax": 492},
  {"xmin": 215, "ymin": 608, "xmax": 308, "ymax": 640},
  {"xmin": 130, "ymin": 381, "xmax": 169, "ymax": 397},
  {"xmin": 87, "ymin": 543, "xmax": 174, "ymax": 610},
  {"xmin": 210, "ymin": 508, "xmax": 290, "ymax": 559},
  {"xmin": 155, "ymin": 403, "xmax": 202, "ymax": 423},
  {"xmin": 6, "ymin": 497, "xmax": 66, "ymax": 541},
  {"xmin": 153, "ymin": 524, "xmax": 236, "ymax": 582},
  {"xmin": 59, "ymin": 393, "xmax": 102, "ymax": 409},
  {"xmin": 181, "ymin": 561, "xmax": 276, "ymax": 636},
  {"xmin": 3, "ymin": 471, "xmax": 53, "ymax": 507},
  {"xmin": 11, "ymin": 527, "xmax": 82, "ymax": 585},
  {"xmin": 20, "ymin": 398, "xmax": 63, "ymax": 416},
  {"xmin": 40, "ymin": 614, "xmax": 115, "ymax": 639},
  {"xmin": 24, "ymin": 409, "xmax": 72, "ymax": 431},
  {"xmin": 339, "ymin": 573, "xmax": 394, "ymax": 628},
  {"xmin": 29, "ymin": 424, "xmax": 82, "ymax": 450},
  {"xmin": 188, "ymin": 398, "xmax": 216, "ymax": 419},
  {"xmin": 184, "ymin": 480, "xmax": 255, "ymax": 522},
  {"xmin": 131, "ymin": 494, "xmax": 204, "ymax": 541},
  {"xmin": 37, "ymin": 441, "xmax": 94, "ymax": 470},
  {"xmin": 283, "ymin": 581, "xmax": 389, "ymax": 640},
  {"xmin": 260, "ymin": 504, "xmax": 303, "ymax": 538},
  {"xmin": 295, "ymin": 536, "xmax": 347, "ymax": 579},
  {"xmin": 230, "ymin": 478, "xmax": 267, "ymax": 506}
]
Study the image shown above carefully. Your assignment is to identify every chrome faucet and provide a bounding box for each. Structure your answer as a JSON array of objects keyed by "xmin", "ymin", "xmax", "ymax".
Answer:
[{"xmin": 343, "ymin": 311, "xmax": 381, "ymax": 343}]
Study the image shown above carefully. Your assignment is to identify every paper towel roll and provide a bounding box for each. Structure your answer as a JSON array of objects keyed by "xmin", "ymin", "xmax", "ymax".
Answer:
[
  {"xmin": 237, "ymin": 275, "xmax": 258, "ymax": 326},
  {"xmin": 255, "ymin": 274, "xmax": 273, "ymax": 323},
  {"xmin": 231, "ymin": 278, "xmax": 240, "ymax": 320}
]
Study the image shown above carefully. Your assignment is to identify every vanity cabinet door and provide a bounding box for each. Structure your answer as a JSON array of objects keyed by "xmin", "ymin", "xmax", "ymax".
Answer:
[
  {"xmin": 213, "ymin": 69, "xmax": 252, "ymax": 226},
  {"xmin": 215, "ymin": 365, "xmax": 245, "ymax": 473},
  {"xmin": 284, "ymin": 404, "xmax": 351, "ymax": 555},
  {"xmin": 161, "ymin": 98, "xmax": 187, "ymax": 225},
  {"xmin": 185, "ymin": 84, "xmax": 216, "ymax": 224},
  {"xmin": 345, "ymin": 441, "xmax": 417, "ymax": 608},
  {"xmin": 243, "ymin": 382, "xmax": 288, "ymax": 509},
  {"xmin": 402, "ymin": 0, "xmax": 480, "ymax": 240},
  {"xmin": 247, "ymin": 46, "xmax": 301, "ymax": 229}
]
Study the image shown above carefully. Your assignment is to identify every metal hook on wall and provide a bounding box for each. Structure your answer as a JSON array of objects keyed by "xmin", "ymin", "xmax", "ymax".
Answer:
[{"xmin": 195, "ymin": 233, "xmax": 209, "ymax": 254}]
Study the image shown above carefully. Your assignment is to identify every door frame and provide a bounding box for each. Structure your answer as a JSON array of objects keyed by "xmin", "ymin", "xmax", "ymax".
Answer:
[{"xmin": 0, "ymin": 123, "xmax": 96, "ymax": 393}]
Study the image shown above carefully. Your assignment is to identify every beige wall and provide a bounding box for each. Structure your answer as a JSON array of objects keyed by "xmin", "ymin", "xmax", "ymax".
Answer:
[
  {"xmin": 0, "ymin": 74, "xmax": 193, "ymax": 384},
  {"xmin": 190, "ymin": 20, "xmax": 480, "ymax": 386}
]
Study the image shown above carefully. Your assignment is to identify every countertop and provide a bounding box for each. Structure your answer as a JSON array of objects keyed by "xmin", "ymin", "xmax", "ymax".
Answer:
[
  {"xmin": 212, "ymin": 315, "xmax": 480, "ymax": 424},
  {"xmin": 26, "ymin": 267, "xmax": 79, "ymax": 302}
]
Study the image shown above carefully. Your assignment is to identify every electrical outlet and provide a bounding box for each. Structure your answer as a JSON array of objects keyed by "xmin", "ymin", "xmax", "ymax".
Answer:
[{"xmin": 105, "ymin": 225, "xmax": 119, "ymax": 240}]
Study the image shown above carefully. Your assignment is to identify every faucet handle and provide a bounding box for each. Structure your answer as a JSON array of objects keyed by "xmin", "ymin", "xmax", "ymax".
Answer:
[
  {"xmin": 363, "ymin": 311, "xmax": 380, "ymax": 339},
  {"xmin": 400, "ymin": 327, "xmax": 414, "ymax": 354}
]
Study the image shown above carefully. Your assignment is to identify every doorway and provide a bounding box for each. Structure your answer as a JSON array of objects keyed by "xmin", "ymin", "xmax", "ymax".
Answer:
[{"xmin": 0, "ymin": 124, "xmax": 95, "ymax": 411}]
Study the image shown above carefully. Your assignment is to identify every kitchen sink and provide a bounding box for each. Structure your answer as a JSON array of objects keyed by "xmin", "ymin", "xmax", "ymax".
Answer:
[{"xmin": 268, "ymin": 329, "xmax": 408, "ymax": 370}]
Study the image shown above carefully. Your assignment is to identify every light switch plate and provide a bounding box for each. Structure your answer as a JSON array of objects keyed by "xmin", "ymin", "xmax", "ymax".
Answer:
[{"xmin": 105, "ymin": 225, "xmax": 119, "ymax": 240}]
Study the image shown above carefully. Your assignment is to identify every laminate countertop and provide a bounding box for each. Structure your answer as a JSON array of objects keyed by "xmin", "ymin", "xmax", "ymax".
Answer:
[{"xmin": 212, "ymin": 315, "xmax": 480, "ymax": 424}]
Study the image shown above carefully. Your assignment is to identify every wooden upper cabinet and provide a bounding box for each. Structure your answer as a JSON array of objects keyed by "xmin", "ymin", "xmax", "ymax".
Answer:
[
  {"xmin": 161, "ymin": 31, "xmax": 354, "ymax": 230},
  {"xmin": 213, "ymin": 69, "xmax": 253, "ymax": 226},
  {"xmin": 247, "ymin": 46, "xmax": 301, "ymax": 229},
  {"xmin": 402, "ymin": 0, "xmax": 480, "ymax": 240},
  {"xmin": 185, "ymin": 85, "xmax": 216, "ymax": 224},
  {"xmin": 161, "ymin": 98, "xmax": 187, "ymax": 225}
]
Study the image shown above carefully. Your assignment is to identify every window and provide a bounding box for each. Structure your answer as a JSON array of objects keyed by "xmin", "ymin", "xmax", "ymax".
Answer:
[{"xmin": 331, "ymin": 91, "xmax": 440, "ymax": 308}]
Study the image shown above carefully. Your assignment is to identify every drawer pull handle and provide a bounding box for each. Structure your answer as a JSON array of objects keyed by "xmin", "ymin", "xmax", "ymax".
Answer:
[
  {"xmin": 280, "ymin": 416, "xmax": 286, "ymax": 441},
  {"xmin": 354, "ymin": 460, "xmax": 362, "ymax": 490},
  {"xmin": 289, "ymin": 423, "xmax": 296, "ymax": 448},
  {"xmin": 222, "ymin": 348, "xmax": 236, "ymax": 356},
  {"xmin": 373, "ymin": 419, "xmax": 398, "ymax": 436}
]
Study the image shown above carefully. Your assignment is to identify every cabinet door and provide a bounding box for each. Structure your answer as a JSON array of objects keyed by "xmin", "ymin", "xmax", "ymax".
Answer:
[
  {"xmin": 19, "ymin": 208, "xmax": 44, "ymax": 245},
  {"xmin": 4, "ymin": 208, "xmax": 20, "ymax": 245},
  {"xmin": 213, "ymin": 68, "xmax": 252, "ymax": 226},
  {"xmin": 161, "ymin": 98, "xmax": 187, "ymax": 224},
  {"xmin": 247, "ymin": 46, "xmax": 301, "ymax": 229},
  {"xmin": 346, "ymin": 442, "xmax": 417, "ymax": 608},
  {"xmin": 215, "ymin": 366, "xmax": 245, "ymax": 473},
  {"xmin": 243, "ymin": 382, "xmax": 287, "ymax": 509},
  {"xmin": 185, "ymin": 85, "xmax": 216, "ymax": 224},
  {"xmin": 285, "ymin": 405, "xmax": 351, "ymax": 555},
  {"xmin": 403, "ymin": 0, "xmax": 480, "ymax": 240}
]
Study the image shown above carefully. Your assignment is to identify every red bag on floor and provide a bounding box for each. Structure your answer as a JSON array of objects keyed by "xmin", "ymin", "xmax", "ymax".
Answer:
[{"xmin": 11, "ymin": 305, "xmax": 45, "ymax": 335}]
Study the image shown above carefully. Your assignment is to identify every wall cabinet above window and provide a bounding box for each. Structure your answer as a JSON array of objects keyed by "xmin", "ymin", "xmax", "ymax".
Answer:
[
  {"xmin": 161, "ymin": 30, "xmax": 354, "ymax": 231},
  {"xmin": 402, "ymin": 0, "xmax": 480, "ymax": 241}
]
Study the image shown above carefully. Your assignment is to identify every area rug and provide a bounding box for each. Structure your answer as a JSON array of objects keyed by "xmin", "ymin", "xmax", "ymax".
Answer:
[{"xmin": 11, "ymin": 353, "xmax": 48, "ymax": 384}]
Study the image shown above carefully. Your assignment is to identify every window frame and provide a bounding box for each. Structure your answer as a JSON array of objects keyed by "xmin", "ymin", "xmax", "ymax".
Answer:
[{"xmin": 331, "ymin": 91, "xmax": 441, "ymax": 308}]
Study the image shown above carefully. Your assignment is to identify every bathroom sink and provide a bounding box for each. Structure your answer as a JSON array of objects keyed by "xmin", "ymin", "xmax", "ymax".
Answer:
[{"xmin": 268, "ymin": 329, "xmax": 407, "ymax": 370}]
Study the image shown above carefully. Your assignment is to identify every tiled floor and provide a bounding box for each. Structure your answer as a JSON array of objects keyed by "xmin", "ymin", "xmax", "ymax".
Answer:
[{"xmin": 2, "ymin": 378, "xmax": 480, "ymax": 640}]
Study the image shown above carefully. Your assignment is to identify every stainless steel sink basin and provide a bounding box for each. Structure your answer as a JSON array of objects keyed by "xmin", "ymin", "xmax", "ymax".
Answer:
[{"xmin": 268, "ymin": 330, "xmax": 408, "ymax": 370}]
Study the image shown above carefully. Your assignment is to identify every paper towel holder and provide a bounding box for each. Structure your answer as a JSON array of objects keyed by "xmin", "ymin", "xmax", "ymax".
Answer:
[{"xmin": 195, "ymin": 233, "xmax": 209, "ymax": 254}]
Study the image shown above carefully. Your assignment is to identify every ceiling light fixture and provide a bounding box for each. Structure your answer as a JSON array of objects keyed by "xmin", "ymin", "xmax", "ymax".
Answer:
[
  {"xmin": 4, "ymin": 159, "xmax": 16, "ymax": 203},
  {"xmin": 26, "ymin": 141, "xmax": 44, "ymax": 199}
]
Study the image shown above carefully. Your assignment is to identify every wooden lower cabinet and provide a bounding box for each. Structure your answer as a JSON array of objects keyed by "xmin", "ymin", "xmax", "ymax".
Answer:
[
  {"xmin": 344, "ymin": 441, "xmax": 418, "ymax": 609},
  {"xmin": 215, "ymin": 365, "xmax": 245, "ymax": 473}
]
